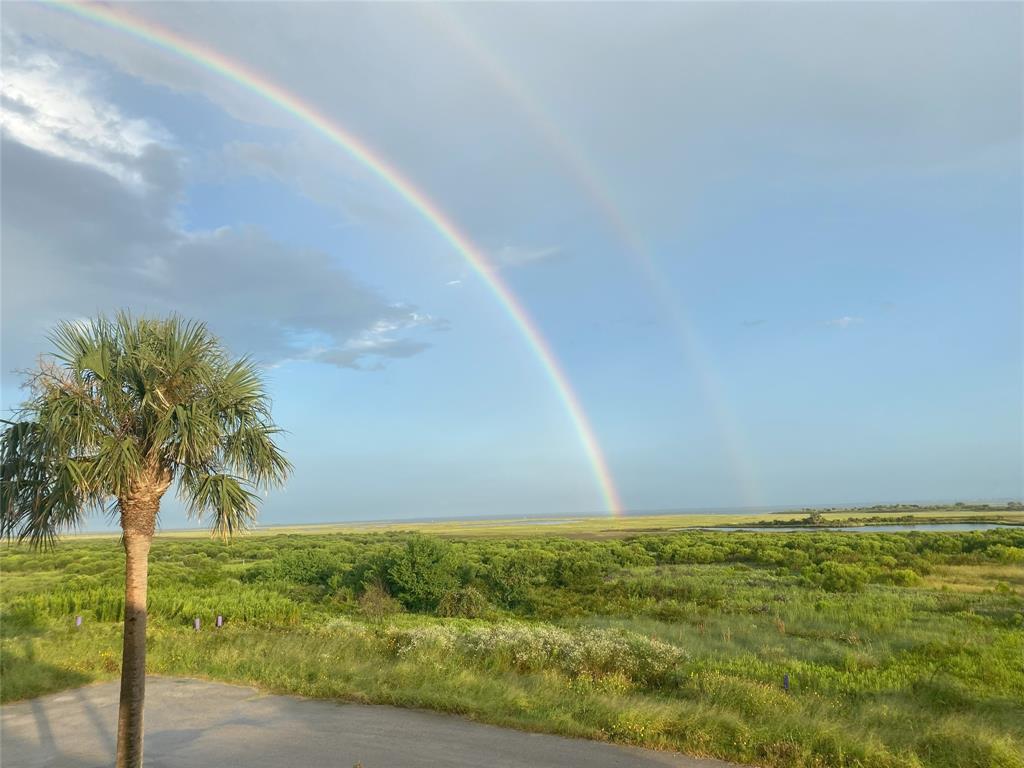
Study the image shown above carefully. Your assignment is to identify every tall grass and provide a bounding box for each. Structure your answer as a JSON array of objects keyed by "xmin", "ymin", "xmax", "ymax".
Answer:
[{"xmin": 5, "ymin": 583, "xmax": 300, "ymax": 626}]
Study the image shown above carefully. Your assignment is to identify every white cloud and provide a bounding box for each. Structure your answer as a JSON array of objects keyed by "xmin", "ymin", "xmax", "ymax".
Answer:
[
  {"xmin": 320, "ymin": 333, "xmax": 431, "ymax": 370},
  {"xmin": 826, "ymin": 316, "xmax": 864, "ymax": 329},
  {"xmin": 492, "ymin": 244, "xmax": 561, "ymax": 268},
  {"xmin": 1, "ymin": 37, "xmax": 167, "ymax": 188},
  {"xmin": 286, "ymin": 311, "xmax": 443, "ymax": 369}
]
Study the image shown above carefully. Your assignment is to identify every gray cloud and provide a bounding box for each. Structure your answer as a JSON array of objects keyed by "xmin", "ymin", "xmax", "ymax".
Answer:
[
  {"xmin": 321, "ymin": 338, "xmax": 432, "ymax": 370},
  {"xmin": 0, "ymin": 91, "xmax": 36, "ymax": 117},
  {"xmin": 1, "ymin": 134, "xmax": 440, "ymax": 375}
]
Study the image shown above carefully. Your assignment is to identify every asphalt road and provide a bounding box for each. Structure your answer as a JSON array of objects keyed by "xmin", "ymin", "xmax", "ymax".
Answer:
[{"xmin": 1, "ymin": 677, "xmax": 742, "ymax": 768}]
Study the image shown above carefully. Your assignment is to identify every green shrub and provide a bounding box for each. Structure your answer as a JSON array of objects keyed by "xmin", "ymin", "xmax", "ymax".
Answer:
[
  {"xmin": 379, "ymin": 535, "xmax": 458, "ymax": 611},
  {"xmin": 273, "ymin": 549, "xmax": 341, "ymax": 586},
  {"xmin": 802, "ymin": 561, "xmax": 870, "ymax": 592}
]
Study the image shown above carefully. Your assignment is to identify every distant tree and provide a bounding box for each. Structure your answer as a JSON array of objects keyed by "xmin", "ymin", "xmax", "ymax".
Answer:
[{"xmin": 0, "ymin": 313, "xmax": 290, "ymax": 768}]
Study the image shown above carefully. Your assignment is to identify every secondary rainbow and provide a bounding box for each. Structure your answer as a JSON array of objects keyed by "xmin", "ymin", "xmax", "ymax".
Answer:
[
  {"xmin": 48, "ymin": 0, "xmax": 624, "ymax": 516},
  {"xmin": 426, "ymin": 6, "xmax": 762, "ymax": 507}
]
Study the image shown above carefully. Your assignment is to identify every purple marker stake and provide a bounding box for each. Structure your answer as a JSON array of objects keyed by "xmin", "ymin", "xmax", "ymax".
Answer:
[
  {"xmin": 75, "ymin": 615, "xmax": 83, "ymax": 628},
  {"xmin": 194, "ymin": 617, "xmax": 201, "ymax": 632},
  {"xmin": 783, "ymin": 674, "xmax": 790, "ymax": 693},
  {"xmin": 216, "ymin": 615, "xmax": 223, "ymax": 628}
]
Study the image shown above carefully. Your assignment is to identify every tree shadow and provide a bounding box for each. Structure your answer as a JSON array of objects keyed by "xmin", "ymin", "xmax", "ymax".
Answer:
[
  {"xmin": 74, "ymin": 685, "xmax": 117, "ymax": 755},
  {"xmin": 29, "ymin": 696, "xmax": 59, "ymax": 757},
  {"xmin": 1, "ymin": 644, "xmax": 109, "ymax": 767},
  {"xmin": 0, "ymin": 639, "xmax": 93, "ymax": 703},
  {"xmin": 0, "ymin": 727, "xmax": 106, "ymax": 768},
  {"xmin": 0, "ymin": 608, "xmax": 48, "ymax": 639}
]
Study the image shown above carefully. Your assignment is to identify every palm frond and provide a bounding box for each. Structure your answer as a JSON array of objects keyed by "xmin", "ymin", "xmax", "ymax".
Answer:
[
  {"xmin": 221, "ymin": 424, "xmax": 292, "ymax": 487},
  {"xmin": 0, "ymin": 420, "xmax": 93, "ymax": 548},
  {"xmin": 180, "ymin": 471, "xmax": 259, "ymax": 538}
]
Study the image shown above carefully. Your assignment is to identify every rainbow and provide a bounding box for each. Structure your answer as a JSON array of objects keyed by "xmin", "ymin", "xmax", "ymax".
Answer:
[
  {"xmin": 47, "ymin": 0, "xmax": 624, "ymax": 515},
  {"xmin": 425, "ymin": 6, "xmax": 762, "ymax": 507}
]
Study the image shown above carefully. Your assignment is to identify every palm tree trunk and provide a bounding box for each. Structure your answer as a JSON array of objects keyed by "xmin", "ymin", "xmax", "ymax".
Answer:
[{"xmin": 116, "ymin": 528, "xmax": 153, "ymax": 768}]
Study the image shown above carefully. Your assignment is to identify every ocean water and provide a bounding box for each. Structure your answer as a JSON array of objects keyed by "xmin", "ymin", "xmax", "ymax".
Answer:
[{"xmin": 701, "ymin": 523, "xmax": 1019, "ymax": 533}]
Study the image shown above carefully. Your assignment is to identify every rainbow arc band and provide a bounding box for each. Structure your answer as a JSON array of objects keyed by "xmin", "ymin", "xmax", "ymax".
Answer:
[{"xmin": 48, "ymin": 1, "xmax": 623, "ymax": 515}]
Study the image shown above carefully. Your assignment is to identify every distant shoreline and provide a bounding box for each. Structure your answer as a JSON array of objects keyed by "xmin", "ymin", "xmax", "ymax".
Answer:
[{"xmin": 58, "ymin": 501, "xmax": 1024, "ymax": 539}]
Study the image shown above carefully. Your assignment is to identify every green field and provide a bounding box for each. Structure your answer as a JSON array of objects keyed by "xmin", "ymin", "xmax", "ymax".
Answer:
[{"xmin": 2, "ymin": 511, "xmax": 1023, "ymax": 767}]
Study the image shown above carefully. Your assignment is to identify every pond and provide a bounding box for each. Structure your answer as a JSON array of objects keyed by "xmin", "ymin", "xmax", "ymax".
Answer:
[{"xmin": 699, "ymin": 523, "xmax": 1021, "ymax": 533}]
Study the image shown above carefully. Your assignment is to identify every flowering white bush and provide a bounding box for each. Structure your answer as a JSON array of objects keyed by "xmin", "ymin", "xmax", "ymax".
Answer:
[{"xmin": 378, "ymin": 621, "xmax": 687, "ymax": 686}]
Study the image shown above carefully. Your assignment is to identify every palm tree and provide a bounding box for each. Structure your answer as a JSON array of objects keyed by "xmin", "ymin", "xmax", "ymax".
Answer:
[{"xmin": 0, "ymin": 313, "xmax": 290, "ymax": 768}]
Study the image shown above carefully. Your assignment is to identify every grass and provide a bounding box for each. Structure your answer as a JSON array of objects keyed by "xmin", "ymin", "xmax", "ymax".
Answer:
[{"xmin": 2, "ymin": 517, "xmax": 1023, "ymax": 767}]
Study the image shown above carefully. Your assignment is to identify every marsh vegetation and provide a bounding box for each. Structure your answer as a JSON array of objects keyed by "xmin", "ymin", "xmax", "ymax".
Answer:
[{"xmin": 3, "ymin": 527, "xmax": 1022, "ymax": 767}]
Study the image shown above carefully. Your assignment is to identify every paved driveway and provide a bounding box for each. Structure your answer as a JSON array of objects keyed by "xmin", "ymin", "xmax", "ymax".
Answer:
[{"xmin": 1, "ymin": 677, "xmax": 742, "ymax": 768}]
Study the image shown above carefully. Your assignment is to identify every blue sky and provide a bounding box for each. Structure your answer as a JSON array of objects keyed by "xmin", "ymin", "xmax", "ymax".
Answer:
[{"xmin": 1, "ymin": 2, "xmax": 1020, "ymax": 528}]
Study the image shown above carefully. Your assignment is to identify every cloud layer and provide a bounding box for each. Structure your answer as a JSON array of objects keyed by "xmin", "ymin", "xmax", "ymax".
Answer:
[{"xmin": 1, "ymin": 44, "xmax": 439, "ymax": 374}]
